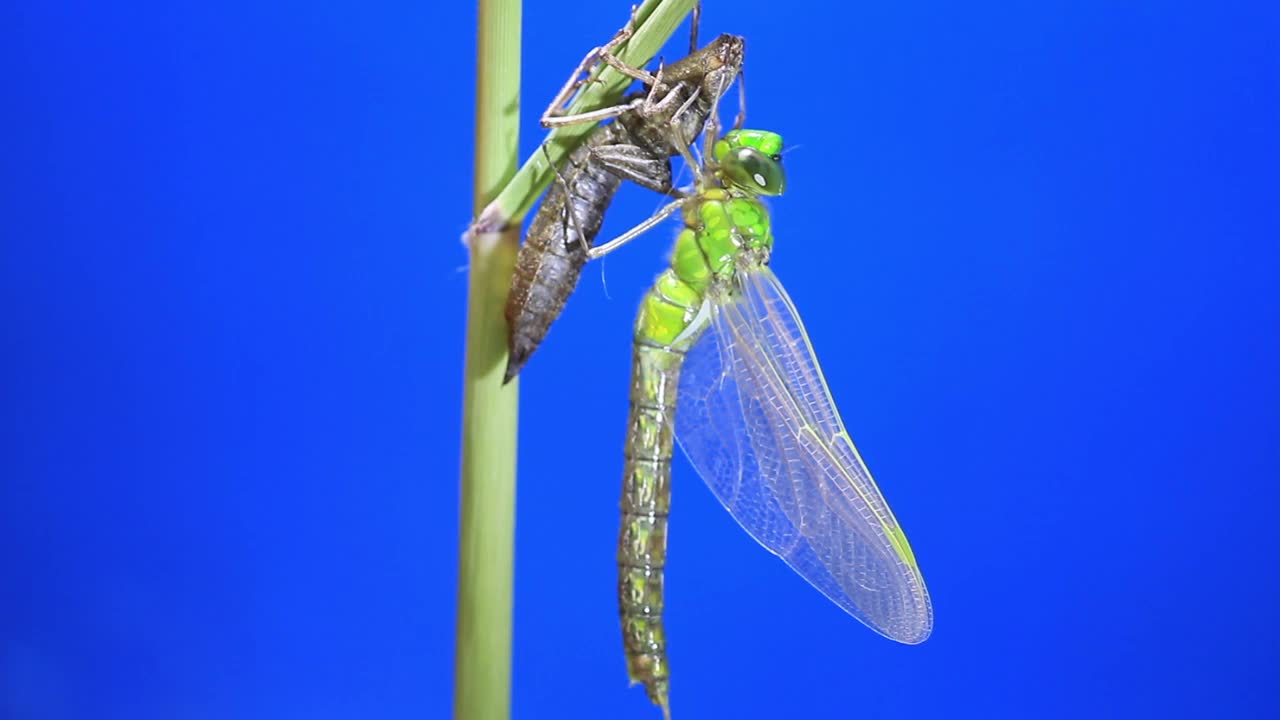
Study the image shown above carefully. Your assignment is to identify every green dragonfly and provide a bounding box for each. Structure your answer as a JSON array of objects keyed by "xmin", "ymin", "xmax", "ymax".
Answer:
[{"xmin": 596, "ymin": 118, "xmax": 933, "ymax": 717}]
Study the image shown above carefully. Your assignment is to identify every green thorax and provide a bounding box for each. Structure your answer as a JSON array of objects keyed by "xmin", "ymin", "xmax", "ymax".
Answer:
[{"xmin": 634, "ymin": 129, "xmax": 785, "ymax": 350}]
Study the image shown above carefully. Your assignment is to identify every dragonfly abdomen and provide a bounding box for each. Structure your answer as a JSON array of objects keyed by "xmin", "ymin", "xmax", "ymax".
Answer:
[
  {"xmin": 619, "ymin": 339, "xmax": 682, "ymax": 714},
  {"xmin": 619, "ymin": 270, "xmax": 700, "ymax": 713},
  {"xmin": 616, "ymin": 191, "xmax": 774, "ymax": 714},
  {"xmin": 504, "ymin": 127, "xmax": 629, "ymax": 383}
]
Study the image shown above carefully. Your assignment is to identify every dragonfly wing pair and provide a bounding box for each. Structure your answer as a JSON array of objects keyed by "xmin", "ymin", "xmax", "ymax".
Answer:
[{"xmin": 675, "ymin": 268, "xmax": 933, "ymax": 644}]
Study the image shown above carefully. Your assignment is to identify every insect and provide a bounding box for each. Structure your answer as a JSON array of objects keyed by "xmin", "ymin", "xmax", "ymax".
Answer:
[
  {"xmin": 599, "ymin": 113, "xmax": 933, "ymax": 717},
  {"xmin": 503, "ymin": 19, "xmax": 745, "ymax": 382}
]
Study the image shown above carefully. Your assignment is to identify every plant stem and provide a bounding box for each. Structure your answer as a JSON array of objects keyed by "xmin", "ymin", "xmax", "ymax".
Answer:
[
  {"xmin": 456, "ymin": 3, "xmax": 697, "ymax": 718},
  {"xmin": 456, "ymin": 0, "xmax": 520, "ymax": 717}
]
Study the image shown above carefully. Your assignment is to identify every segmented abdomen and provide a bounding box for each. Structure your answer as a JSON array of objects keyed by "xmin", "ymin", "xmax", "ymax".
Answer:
[
  {"xmin": 503, "ymin": 126, "xmax": 627, "ymax": 382},
  {"xmin": 619, "ymin": 336, "xmax": 681, "ymax": 713},
  {"xmin": 619, "ymin": 261, "xmax": 713, "ymax": 715}
]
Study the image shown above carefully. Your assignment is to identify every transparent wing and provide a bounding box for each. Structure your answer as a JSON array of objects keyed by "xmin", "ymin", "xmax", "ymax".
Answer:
[{"xmin": 675, "ymin": 268, "xmax": 933, "ymax": 643}]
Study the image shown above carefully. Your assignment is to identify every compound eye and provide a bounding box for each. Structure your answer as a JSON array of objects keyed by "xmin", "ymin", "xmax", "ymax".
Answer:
[{"xmin": 730, "ymin": 147, "xmax": 786, "ymax": 196}]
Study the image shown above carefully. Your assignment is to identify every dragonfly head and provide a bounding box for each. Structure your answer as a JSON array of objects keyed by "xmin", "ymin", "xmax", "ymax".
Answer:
[{"xmin": 713, "ymin": 129, "xmax": 786, "ymax": 197}]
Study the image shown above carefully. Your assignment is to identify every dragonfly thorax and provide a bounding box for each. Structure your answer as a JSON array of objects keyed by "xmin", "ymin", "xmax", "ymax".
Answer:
[{"xmin": 633, "ymin": 191, "xmax": 773, "ymax": 349}]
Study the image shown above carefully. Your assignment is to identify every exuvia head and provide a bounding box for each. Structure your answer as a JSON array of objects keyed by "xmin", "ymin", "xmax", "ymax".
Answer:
[{"xmin": 712, "ymin": 129, "xmax": 786, "ymax": 196}]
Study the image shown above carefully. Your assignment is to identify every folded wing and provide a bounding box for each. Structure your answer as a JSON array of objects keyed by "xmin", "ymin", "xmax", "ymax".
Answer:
[{"xmin": 675, "ymin": 268, "xmax": 932, "ymax": 643}]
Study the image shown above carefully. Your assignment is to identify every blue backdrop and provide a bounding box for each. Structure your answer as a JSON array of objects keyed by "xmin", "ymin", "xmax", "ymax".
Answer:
[{"xmin": 4, "ymin": 1, "xmax": 1277, "ymax": 718}]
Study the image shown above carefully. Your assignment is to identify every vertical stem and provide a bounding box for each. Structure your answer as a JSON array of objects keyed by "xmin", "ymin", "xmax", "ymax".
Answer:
[{"xmin": 456, "ymin": 0, "xmax": 520, "ymax": 718}]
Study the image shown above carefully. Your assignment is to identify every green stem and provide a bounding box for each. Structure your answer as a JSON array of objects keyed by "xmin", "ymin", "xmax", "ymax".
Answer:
[
  {"xmin": 456, "ymin": 3, "xmax": 696, "ymax": 718},
  {"xmin": 456, "ymin": 0, "xmax": 520, "ymax": 718}
]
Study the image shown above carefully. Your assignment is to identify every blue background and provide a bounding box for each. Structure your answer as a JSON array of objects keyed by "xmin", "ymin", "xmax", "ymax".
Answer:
[{"xmin": 4, "ymin": 1, "xmax": 1277, "ymax": 718}]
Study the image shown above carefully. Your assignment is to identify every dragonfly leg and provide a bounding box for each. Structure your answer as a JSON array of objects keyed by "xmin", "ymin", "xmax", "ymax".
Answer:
[
  {"xmin": 588, "ymin": 197, "xmax": 685, "ymax": 260},
  {"xmin": 667, "ymin": 87, "xmax": 709, "ymax": 187},
  {"xmin": 618, "ymin": 72, "xmax": 704, "ymax": 188},
  {"xmin": 689, "ymin": 1, "xmax": 701, "ymax": 55},
  {"xmin": 700, "ymin": 72, "xmax": 731, "ymax": 169},
  {"xmin": 545, "ymin": 53, "xmax": 671, "ymax": 130},
  {"xmin": 594, "ymin": 3, "xmax": 661, "ymax": 85},
  {"xmin": 539, "ymin": 37, "xmax": 625, "ymax": 127},
  {"xmin": 538, "ymin": 143, "xmax": 593, "ymax": 256},
  {"xmin": 732, "ymin": 67, "xmax": 747, "ymax": 130},
  {"xmin": 540, "ymin": 6, "xmax": 660, "ymax": 129},
  {"xmin": 589, "ymin": 143, "xmax": 678, "ymax": 196},
  {"xmin": 542, "ymin": 96, "xmax": 646, "ymax": 128},
  {"xmin": 595, "ymin": 48, "xmax": 661, "ymax": 88},
  {"xmin": 635, "ymin": 66, "xmax": 682, "ymax": 118}
]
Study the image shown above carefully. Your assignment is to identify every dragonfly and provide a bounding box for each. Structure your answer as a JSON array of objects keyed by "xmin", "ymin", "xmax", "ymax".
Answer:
[
  {"xmin": 504, "ymin": 17, "xmax": 746, "ymax": 382},
  {"xmin": 591, "ymin": 109, "xmax": 933, "ymax": 717}
]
